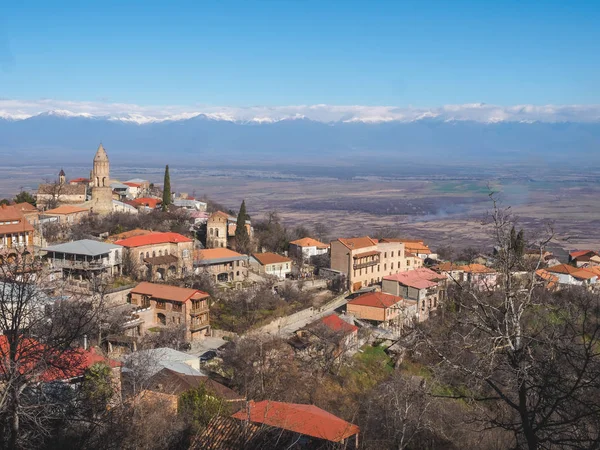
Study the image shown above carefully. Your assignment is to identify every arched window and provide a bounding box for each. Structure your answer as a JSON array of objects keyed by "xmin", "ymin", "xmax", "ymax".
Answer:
[
  {"xmin": 159, "ymin": 250, "xmax": 163, "ymax": 256},
  {"xmin": 139, "ymin": 253, "xmax": 144, "ymax": 262},
  {"xmin": 152, "ymin": 251, "xmax": 156, "ymax": 257},
  {"xmin": 210, "ymin": 228, "xmax": 214, "ymax": 236},
  {"xmin": 146, "ymin": 252, "xmax": 150, "ymax": 258},
  {"xmin": 157, "ymin": 313, "xmax": 166, "ymax": 325},
  {"xmin": 215, "ymin": 229, "xmax": 219, "ymax": 237}
]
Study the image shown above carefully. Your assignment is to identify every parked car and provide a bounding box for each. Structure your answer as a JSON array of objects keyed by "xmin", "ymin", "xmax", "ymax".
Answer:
[{"xmin": 200, "ymin": 350, "xmax": 217, "ymax": 363}]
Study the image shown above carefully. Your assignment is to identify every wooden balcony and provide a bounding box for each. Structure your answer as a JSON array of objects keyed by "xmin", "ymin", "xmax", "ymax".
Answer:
[
  {"xmin": 190, "ymin": 307, "xmax": 209, "ymax": 316},
  {"xmin": 353, "ymin": 258, "xmax": 379, "ymax": 270},
  {"xmin": 190, "ymin": 320, "xmax": 210, "ymax": 332}
]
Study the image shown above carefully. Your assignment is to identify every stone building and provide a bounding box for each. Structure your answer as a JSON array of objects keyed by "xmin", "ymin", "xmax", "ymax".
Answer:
[
  {"xmin": 194, "ymin": 248, "xmax": 249, "ymax": 283},
  {"xmin": 36, "ymin": 168, "xmax": 87, "ymax": 210},
  {"xmin": 126, "ymin": 282, "xmax": 211, "ymax": 341},
  {"xmin": 115, "ymin": 231, "xmax": 193, "ymax": 280},
  {"xmin": 206, "ymin": 210, "xmax": 253, "ymax": 250},
  {"xmin": 88, "ymin": 144, "xmax": 114, "ymax": 215},
  {"xmin": 330, "ymin": 236, "xmax": 415, "ymax": 292}
]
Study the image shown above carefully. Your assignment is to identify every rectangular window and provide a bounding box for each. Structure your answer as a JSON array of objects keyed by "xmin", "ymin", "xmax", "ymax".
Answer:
[
  {"xmin": 391, "ymin": 251, "xmax": 394, "ymax": 257},
  {"xmin": 391, "ymin": 263, "xmax": 394, "ymax": 270},
  {"xmin": 384, "ymin": 252, "xmax": 387, "ymax": 258},
  {"xmin": 384, "ymin": 264, "xmax": 387, "ymax": 270}
]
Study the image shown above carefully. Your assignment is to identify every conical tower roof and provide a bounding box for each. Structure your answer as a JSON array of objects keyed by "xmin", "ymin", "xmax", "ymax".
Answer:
[
  {"xmin": 58, "ymin": 168, "xmax": 65, "ymax": 177},
  {"xmin": 94, "ymin": 143, "xmax": 109, "ymax": 162}
]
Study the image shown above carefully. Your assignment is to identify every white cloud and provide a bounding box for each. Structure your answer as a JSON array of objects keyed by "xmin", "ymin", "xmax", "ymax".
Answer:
[{"xmin": 0, "ymin": 99, "xmax": 599, "ymax": 124}]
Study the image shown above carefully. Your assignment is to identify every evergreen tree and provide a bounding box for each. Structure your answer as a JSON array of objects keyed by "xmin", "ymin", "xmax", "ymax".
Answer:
[
  {"xmin": 235, "ymin": 200, "xmax": 251, "ymax": 254},
  {"xmin": 14, "ymin": 191, "xmax": 36, "ymax": 206},
  {"xmin": 162, "ymin": 165, "xmax": 171, "ymax": 211}
]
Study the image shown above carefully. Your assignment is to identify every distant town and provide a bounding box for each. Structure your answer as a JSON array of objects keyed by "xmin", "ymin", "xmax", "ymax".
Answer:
[{"xmin": 1, "ymin": 143, "xmax": 598, "ymax": 449}]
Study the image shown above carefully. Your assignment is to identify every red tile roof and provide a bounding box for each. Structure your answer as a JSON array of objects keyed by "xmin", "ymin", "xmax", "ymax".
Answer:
[
  {"xmin": 131, "ymin": 282, "xmax": 209, "ymax": 303},
  {"xmin": 569, "ymin": 250, "xmax": 596, "ymax": 259},
  {"xmin": 14, "ymin": 202, "xmax": 37, "ymax": 212},
  {"xmin": 132, "ymin": 197, "xmax": 162, "ymax": 209},
  {"xmin": 210, "ymin": 211, "xmax": 231, "ymax": 219},
  {"xmin": 320, "ymin": 314, "xmax": 358, "ymax": 334},
  {"xmin": 195, "ymin": 248, "xmax": 244, "ymax": 261},
  {"xmin": 232, "ymin": 400, "xmax": 359, "ymax": 442},
  {"xmin": 459, "ymin": 263, "xmax": 496, "ymax": 274},
  {"xmin": 106, "ymin": 228, "xmax": 153, "ymax": 242},
  {"xmin": 348, "ymin": 292, "xmax": 404, "ymax": 309},
  {"xmin": 289, "ymin": 237, "xmax": 329, "ymax": 249},
  {"xmin": 252, "ymin": 252, "xmax": 292, "ymax": 266},
  {"xmin": 547, "ymin": 264, "xmax": 581, "ymax": 275},
  {"xmin": 69, "ymin": 177, "xmax": 89, "ymax": 184},
  {"xmin": 115, "ymin": 231, "xmax": 192, "ymax": 247},
  {"xmin": 337, "ymin": 236, "xmax": 377, "ymax": 250},
  {"xmin": 123, "ymin": 182, "xmax": 142, "ymax": 188}
]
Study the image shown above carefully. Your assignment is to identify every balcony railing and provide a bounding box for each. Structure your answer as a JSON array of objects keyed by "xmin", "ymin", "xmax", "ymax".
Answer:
[
  {"xmin": 190, "ymin": 306, "xmax": 209, "ymax": 315},
  {"xmin": 353, "ymin": 259, "xmax": 379, "ymax": 270},
  {"xmin": 49, "ymin": 258, "xmax": 116, "ymax": 270},
  {"xmin": 190, "ymin": 320, "xmax": 209, "ymax": 331}
]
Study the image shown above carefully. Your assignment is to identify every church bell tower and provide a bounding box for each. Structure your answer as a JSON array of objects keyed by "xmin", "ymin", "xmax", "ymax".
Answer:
[{"xmin": 90, "ymin": 144, "xmax": 113, "ymax": 214}]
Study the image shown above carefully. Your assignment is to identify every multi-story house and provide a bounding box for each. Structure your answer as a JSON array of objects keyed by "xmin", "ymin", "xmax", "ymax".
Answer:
[
  {"xmin": 0, "ymin": 204, "xmax": 35, "ymax": 255},
  {"xmin": 346, "ymin": 292, "xmax": 417, "ymax": 332},
  {"xmin": 289, "ymin": 237, "xmax": 329, "ymax": 262},
  {"xmin": 194, "ymin": 248, "xmax": 249, "ymax": 283},
  {"xmin": 115, "ymin": 231, "xmax": 193, "ymax": 280},
  {"xmin": 42, "ymin": 239, "xmax": 123, "ymax": 279},
  {"xmin": 382, "ymin": 267, "xmax": 446, "ymax": 322},
  {"xmin": 127, "ymin": 282, "xmax": 211, "ymax": 341},
  {"xmin": 42, "ymin": 205, "xmax": 90, "ymax": 225},
  {"xmin": 330, "ymin": 236, "xmax": 416, "ymax": 292},
  {"xmin": 251, "ymin": 252, "xmax": 293, "ymax": 280}
]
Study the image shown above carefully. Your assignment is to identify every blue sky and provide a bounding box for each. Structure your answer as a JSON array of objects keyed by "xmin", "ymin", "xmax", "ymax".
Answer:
[{"xmin": 1, "ymin": 0, "xmax": 599, "ymax": 108}]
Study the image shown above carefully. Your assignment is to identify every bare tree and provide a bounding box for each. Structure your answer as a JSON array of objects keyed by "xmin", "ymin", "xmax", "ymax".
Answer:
[
  {"xmin": 417, "ymin": 195, "xmax": 600, "ymax": 450},
  {"xmin": 0, "ymin": 250, "xmax": 104, "ymax": 449}
]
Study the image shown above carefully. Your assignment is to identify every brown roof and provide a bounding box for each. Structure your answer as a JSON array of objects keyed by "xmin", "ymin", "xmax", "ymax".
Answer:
[
  {"xmin": 546, "ymin": 264, "xmax": 581, "ymax": 275},
  {"xmin": 353, "ymin": 250, "xmax": 380, "ymax": 259},
  {"xmin": 37, "ymin": 183, "xmax": 86, "ymax": 196},
  {"xmin": 252, "ymin": 252, "xmax": 292, "ymax": 266},
  {"xmin": 459, "ymin": 263, "xmax": 496, "ymax": 274},
  {"xmin": 195, "ymin": 248, "xmax": 244, "ymax": 261},
  {"xmin": 14, "ymin": 202, "xmax": 37, "ymax": 212},
  {"xmin": 384, "ymin": 268, "xmax": 445, "ymax": 289},
  {"xmin": 131, "ymin": 282, "xmax": 209, "ymax": 303},
  {"xmin": 289, "ymin": 237, "xmax": 329, "ymax": 249},
  {"xmin": 44, "ymin": 205, "xmax": 89, "ymax": 215},
  {"xmin": 148, "ymin": 368, "xmax": 244, "ymax": 401},
  {"xmin": 209, "ymin": 211, "xmax": 230, "ymax": 220},
  {"xmin": 0, "ymin": 205, "xmax": 35, "ymax": 234},
  {"xmin": 348, "ymin": 292, "xmax": 404, "ymax": 309},
  {"xmin": 337, "ymin": 236, "xmax": 377, "ymax": 250}
]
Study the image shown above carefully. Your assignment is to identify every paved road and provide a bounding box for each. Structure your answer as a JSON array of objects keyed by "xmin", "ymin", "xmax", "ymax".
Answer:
[{"xmin": 269, "ymin": 293, "xmax": 350, "ymax": 337}]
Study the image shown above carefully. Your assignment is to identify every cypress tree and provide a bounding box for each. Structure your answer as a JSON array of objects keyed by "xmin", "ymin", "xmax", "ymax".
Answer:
[
  {"xmin": 162, "ymin": 165, "xmax": 171, "ymax": 211},
  {"xmin": 235, "ymin": 200, "xmax": 251, "ymax": 254}
]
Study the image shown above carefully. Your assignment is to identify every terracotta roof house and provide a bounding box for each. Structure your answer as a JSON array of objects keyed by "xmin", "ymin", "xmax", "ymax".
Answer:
[
  {"xmin": 127, "ymin": 282, "xmax": 211, "ymax": 341},
  {"xmin": 251, "ymin": 252, "xmax": 293, "ymax": 280},
  {"xmin": 106, "ymin": 228, "xmax": 153, "ymax": 243},
  {"xmin": 231, "ymin": 400, "xmax": 360, "ymax": 446},
  {"xmin": 0, "ymin": 204, "xmax": 35, "ymax": 254},
  {"xmin": 569, "ymin": 250, "xmax": 600, "ymax": 267},
  {"xmin": 547, "ymin": 264, "xmax": 599, "ymax": 287},
  {"xmin": 194, "ymin": 248, "xmax": 250, "ymax": 283},
  {"xmin": 346, "ymin": 292, "xmax": 416, "ymax": 328},
  {"xmin": 130, "ymin": 197, "xmax": 162, "ymax": 210},
  {"xmin": 330, "ymin": 236, "xmax": 418, "ymax": 292},
  {"xmin": 42, "ymin": 205, "xmax": 89, "ymax": 224},
  {"xmin": 382, "ymin": 267, "xmax": 446, "ymax": 322},
  {"xmin": 289, "ymin": 237, "xmax": 329, "ymax": 262},
  {"xmin": 115, "ymin": 232, "xmax": 193, "ymax": 280}
]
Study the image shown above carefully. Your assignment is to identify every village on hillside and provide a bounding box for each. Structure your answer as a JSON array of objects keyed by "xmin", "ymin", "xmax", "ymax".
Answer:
[{"xmin": 1, "ymin": 144, "xmax": 599, "ymax": 449}]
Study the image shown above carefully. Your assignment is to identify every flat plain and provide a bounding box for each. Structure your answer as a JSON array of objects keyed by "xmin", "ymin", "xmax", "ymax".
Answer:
[{"xmin": 3, "ymin": 163, "xmax": 600, "ymax": 252}]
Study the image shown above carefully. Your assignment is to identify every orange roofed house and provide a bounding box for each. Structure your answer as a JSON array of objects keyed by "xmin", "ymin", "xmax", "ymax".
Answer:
[
  {"xmin": 346, "ymin": 292, "xmax": 417, "ymax": 331},
  {"xmin": 251, "ymin": 252, "xmax": 293, "ymax": 280},
  {"xmin": 231, "ymin": 400, "xmax": 359, "ymax": 448},
  {"xmin": 194, "ymin": 248, "xmax": 250, "ymax": 283},
  {"xmin": 42, "ymin": 205, "xmax": 89, "ymax": 225},
  {"xmin": 330, "ymin": 236, "xmax": 422, "ymax": 292},
  {"xmin": 569, "ymin": 250, "xmax": 600, "ymax": 268},
  {"xmin": 115, "ymin": 231, "xmax": 193, "ymax": 280},
  {"xmin": 126, "ymin": 282, "xmax": 210, "ymax": 341},
  {"xmin": 289, "ymin": 237, "xmax": 329, "ymax": 262},
  {"xmin": 0, "ymin": 204, "xmax": 35, "ymax": 255},
  {"xmin": 382, "ymin": 267, "xmax": 447, "ymax": 322}
]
